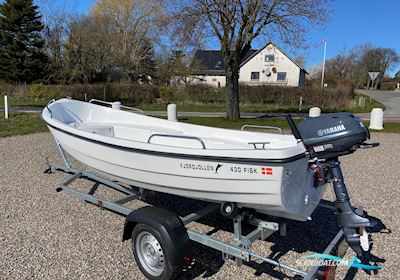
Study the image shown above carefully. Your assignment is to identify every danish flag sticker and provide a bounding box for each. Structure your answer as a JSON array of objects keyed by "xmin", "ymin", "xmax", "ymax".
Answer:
[{"xmin": 261, "ymin": 167, "xmax": 273, "ymax": 175}]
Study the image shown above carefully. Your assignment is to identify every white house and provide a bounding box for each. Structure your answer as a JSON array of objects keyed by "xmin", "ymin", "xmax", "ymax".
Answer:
[{"xmin": 190, "ymin": 42, "xmax": 307, "ymax": 87}]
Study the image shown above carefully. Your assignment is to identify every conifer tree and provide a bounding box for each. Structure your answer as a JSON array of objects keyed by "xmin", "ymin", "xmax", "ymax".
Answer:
[{"xmin": 0, "ymin": 0, "xmax": 47, "ymax": 83}]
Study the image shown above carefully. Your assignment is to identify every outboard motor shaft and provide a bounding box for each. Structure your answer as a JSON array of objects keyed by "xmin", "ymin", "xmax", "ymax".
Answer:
[
  {"xmin": 286, "ymin": 113, "xmax": 380, "ymax": 261},
  {"xmin": 327, "ymin": 158, "xmax": 371, "ymax": 258}
]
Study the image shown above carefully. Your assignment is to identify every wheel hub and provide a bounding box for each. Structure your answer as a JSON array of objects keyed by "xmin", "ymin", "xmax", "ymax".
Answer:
[{"xmin": 136, "ymin": 231, "xmax": 165, "ymax": 276}]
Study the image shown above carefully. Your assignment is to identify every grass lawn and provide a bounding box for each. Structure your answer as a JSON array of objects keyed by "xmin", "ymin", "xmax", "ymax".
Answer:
[
  {"xmin": 349, "ymin": 93, "xmax": 386, "ymax": 113},
  {"xmin": 378, "ymin": 122, "xmax": 400, "ymax": 133},
  {"xmin": 133, "ymin": 93, "xmax": 387, "ymax": 114},
  {"xmin": 0, "ymin": 97, "xmax": 48, "ymax": 107},
  {"xmin": 0, "ymin": 97, "xmax": 318, "ymax": 113},
  {"xmin": 1, "ymin": 93, "xmax": 386, "ymax": 114},
  {"xmin": 0, "ymin": 113, "xmax": 48, "ymax": 137},
  {"xmin": 1, "ymin": 112, "xmax": 400, "ymax": 138},
  {"xmin": 139, "ymin": 103, "xmax": 306, "ymax": 113}
]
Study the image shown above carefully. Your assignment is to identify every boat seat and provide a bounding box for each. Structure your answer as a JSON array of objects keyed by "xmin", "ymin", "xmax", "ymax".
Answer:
[{"xmin": 75, "ymin": 123, "xmax": 115, "ymax": 137}]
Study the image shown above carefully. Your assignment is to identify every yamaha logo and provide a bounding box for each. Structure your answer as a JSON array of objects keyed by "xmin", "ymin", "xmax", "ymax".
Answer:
[{"xmin": 317, "ymin": 124, "xmax": 346, "ymax": 136}]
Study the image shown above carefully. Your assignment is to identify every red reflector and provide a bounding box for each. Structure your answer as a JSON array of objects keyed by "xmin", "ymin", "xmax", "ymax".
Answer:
[{"xmin": 184, "ymin": 255, "xmax": 192, "ymax": 266}]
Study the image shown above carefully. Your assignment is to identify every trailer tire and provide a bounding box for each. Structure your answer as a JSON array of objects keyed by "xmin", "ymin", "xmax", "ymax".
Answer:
[{"xmin": 132, "ymin": 223, "xmax": 181, "ymax": 280}]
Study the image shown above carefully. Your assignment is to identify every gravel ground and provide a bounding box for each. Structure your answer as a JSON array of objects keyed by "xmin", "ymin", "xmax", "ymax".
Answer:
[{"xmin": 0, "ymin": 132, "xmax": 398, "ymax": 280}]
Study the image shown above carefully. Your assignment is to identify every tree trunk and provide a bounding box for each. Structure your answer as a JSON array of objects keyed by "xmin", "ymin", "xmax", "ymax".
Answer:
[{"xmin": 225, "ymin": 64, "xmax": 240, "ymax": 120}]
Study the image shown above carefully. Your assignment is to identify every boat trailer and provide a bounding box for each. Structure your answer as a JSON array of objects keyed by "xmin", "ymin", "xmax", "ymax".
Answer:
[{"xmin": 45, "ymin": 143, "xmax": 350, "ymax": 280}]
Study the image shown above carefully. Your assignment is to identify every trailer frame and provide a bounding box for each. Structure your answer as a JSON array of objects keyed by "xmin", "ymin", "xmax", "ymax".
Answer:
[{"xmin": 45, "ymin": 144, "xmax": 350, "ymax": 280}]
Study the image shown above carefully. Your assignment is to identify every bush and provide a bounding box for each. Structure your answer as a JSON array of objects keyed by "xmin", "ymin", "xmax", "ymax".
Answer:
[
  {"xmin": 1, "ymin": 81, "xmax": 355, "ymax": 111},
  {"xmin": 61, "ymin": 83, "xmax": 159, "ymax": 105},
  {"xmin": 63, "ymin": 84, "xmax": 107, "ymax": 100},
  {"xmin": 184, "ymin": 84, "xmax": 354, "ymax": 111},
  {"xmin": 108, "ymin": 83, "xmax": 159, "ymax": 105},
  {"xmin": 380, "ymin": 81, "xmax": 398, "ymax": 90},
  {"xmin": 186, "ymin": 84, "xmax": 225, "ymax": 104},
  {"xmin": 0, "ymin": 83, "xmax": 28, "ymax": 97},
  {"xmin": 240, "ymin": 85, "xmax": 306, "ymax": 105},
  {"xmin": 29, "ymin": 83, "xmax": 46, "ymax": 98},
  {"xmin": 158, "ymin": 86, "xmax": 173, "ymax": 102},
  {"xmin": 29, "ymin": 83, "xmax": 62, "ymax": 99},
  {"xmin": 173, "ymin": 90, "xmax": 188, "ymax": 102}
]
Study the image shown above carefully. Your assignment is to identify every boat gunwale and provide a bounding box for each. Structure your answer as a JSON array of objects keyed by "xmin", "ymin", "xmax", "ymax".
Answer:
[{"xmin": 44, "ymin": 119, "xmax": 307, "ymax": 165}]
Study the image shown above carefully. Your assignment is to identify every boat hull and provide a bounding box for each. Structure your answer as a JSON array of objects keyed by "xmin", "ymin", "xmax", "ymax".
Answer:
[{"xmin": 48, "ymin": 126, "xmax": 326, "ymax": 221}]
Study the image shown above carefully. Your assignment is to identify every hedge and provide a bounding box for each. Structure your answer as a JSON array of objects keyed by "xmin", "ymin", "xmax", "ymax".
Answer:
[{"xmin": 1, "ymin": 82, "xmax": 354, "ymax": 110}]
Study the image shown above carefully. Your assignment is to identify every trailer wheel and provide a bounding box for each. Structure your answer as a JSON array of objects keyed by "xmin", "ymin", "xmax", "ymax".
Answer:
[{"xmin": 132, "ymin": 223, "xmax": 181, "ymax": 280}]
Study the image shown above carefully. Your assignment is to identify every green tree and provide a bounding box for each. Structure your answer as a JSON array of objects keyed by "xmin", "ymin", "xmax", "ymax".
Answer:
[
  {"xmin": 91, "ymin": 0, "xmax": 161, "ymax": 80},
  {"xmin": 0, "ymin": 0, "xmax": 48, "ymax": 83},
  {"xmin": 321, "ymin": 44, "xmax": 399, "ymax": 88}
]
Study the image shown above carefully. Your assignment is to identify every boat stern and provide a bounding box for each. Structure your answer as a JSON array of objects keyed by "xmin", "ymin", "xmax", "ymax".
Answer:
[{"xmin": 275, "ymin": 157, "xmax": 327, "ymax": 221}]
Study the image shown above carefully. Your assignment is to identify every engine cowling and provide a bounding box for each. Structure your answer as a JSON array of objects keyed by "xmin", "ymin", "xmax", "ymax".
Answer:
[{"xmin": 297, "ymin": 113, "xmax": 370, "ymax": 159}]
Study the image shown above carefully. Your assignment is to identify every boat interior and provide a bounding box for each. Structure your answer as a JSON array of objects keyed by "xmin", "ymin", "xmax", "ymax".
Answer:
[{"xmin": 49, "ymin": 100, "xmax": 300, "ymax": 151}]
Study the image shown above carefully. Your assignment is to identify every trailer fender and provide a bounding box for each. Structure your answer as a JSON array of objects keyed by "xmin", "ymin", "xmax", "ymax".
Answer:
[{"xmin": 123, "ymin": 206, "xmax": 190, "ymax": 266}]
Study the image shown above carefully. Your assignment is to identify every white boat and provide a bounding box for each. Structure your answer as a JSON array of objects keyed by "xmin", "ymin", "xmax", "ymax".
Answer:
[
  {"xmin": 44, "ymin": 98, "xmax": 380, "ymax": 264},
  {"xmin": 42, "ymin": 98, "xmax": 327, "ymax": 221}
]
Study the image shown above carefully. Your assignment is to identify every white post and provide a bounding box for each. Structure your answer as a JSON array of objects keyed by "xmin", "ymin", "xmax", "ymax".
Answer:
[
  {"xmin": 299, "ymin": 96, "xmax": 303, "ymax": 111},
  {"xmin": 167, "ymin": 104, "xmax": 178, "ymax": 122},
  {"xmin": 112, "ymin": 101, "xmax": 121, "ymax": 110},
  {"xmin": 309, "ymin": 107, "xmax": 321, "ymax": 117},
  {"xmin": 4, "ymin": 95, "xmax": 8, "ymax": 119},
  {"xmin": 369, "ymin": 108, "xmax": 384, "ymax": 130},
  {"xmin": 358, "ymin": 96, "xmax": 365, "ymax": 108},
  {"xmin": 321, "ymin": 39, "xmax": 327, "ymax": 88}
]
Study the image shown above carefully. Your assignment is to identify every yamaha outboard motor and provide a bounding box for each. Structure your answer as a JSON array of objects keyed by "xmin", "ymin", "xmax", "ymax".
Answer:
[{"xmin": 286, "ymin": 113, "xmax": 379, "ymax": 262}]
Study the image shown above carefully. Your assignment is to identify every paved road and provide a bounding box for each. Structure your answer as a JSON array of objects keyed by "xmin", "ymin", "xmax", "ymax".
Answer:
[
  {"xmin": 0, "ymin": 105, "xmax": 43, "ymax": 113},
  {"xmin": 2, "ymin": 104, "xmax": 400, "ymax": 121},
  {"xmin": 357, "ymin": 89, "xmax": 400, "ymax": 114},
  {"xmin": 0, "ymin": 106, "xmax": 271, "ymax": 118}
]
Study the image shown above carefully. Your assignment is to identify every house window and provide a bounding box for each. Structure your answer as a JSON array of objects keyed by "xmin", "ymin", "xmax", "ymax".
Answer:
[
  {"xmin": 265, "ymin": 55, "xmax": 274, "ymax": 62},
  {"xmin": 277, "ymin": 72, "xmax": 287, "ymax": 81},
  {"xmin": 251, "ymin": 72, "xmax": 260, "ymax": 81}
]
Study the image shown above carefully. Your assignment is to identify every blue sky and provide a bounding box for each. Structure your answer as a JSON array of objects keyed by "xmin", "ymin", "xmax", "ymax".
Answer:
[
  {"xmin": 308, "ymin": 0, "xmax": 399, "ymax": 76},
  {"xmin": 51, "ymin": 0, "xmax": 400, "ymax": 76}
]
